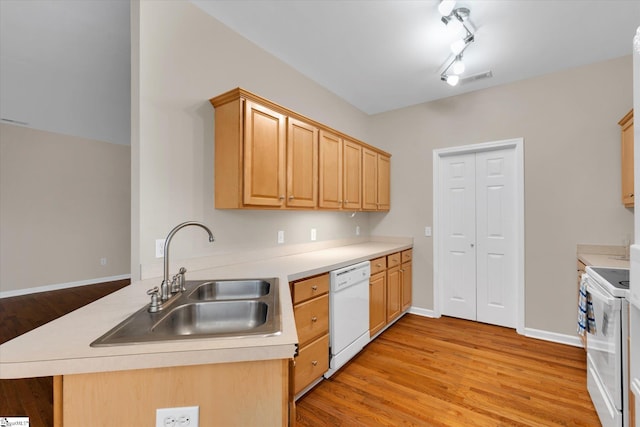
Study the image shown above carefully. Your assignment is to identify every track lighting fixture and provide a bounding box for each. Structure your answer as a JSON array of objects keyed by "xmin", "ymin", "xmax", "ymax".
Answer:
[{"xmin": 438, "ymin": 1, "xmax": 479, "ymax": 86}]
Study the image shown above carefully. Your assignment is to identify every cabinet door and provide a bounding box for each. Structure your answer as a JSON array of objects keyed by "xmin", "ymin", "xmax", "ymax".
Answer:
[
  {"xmin": 386, "ymin": 265, "xmax": 402, "ymax": 322},
  {"xmin": 343, "ymin": 139, "xmax": 362, "ymax": 210},
  {"xmin": 294, "ymin": 294, "xmax": 329, "ymax": 347},
  {"xmin": 362, "ymin": 148, "xmax": 378, "ymax": 210},
  {"xmin": 401, "ymin": 260, "xmax": 412, "ymax": 312},
  {"xmin": 620, "ymin": 111, "xmax": 634, "ymax": 207},
  {"xmin": 318, "ymin": 130, "xmax": 343, "ymax": 209},
  {"xmin": 243, "ymin": 100, "xmax": 286, "ymax": 206},
  {"xmin": 294, "ymin": 334, "xmax": 329, "ymax": 395},
  {"xmin": 377, "ymin": 154, "xmax": 391, "ymax": 211},
  {"xmin": 287, "ymin": 118, "xmax": 318, "ymax": 208},
  {"xmin": 369, "ymin": 271, "xmax": 386, "ymax": 336}
]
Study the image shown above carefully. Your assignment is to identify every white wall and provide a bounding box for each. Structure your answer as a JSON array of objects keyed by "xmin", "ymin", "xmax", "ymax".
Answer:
[
  {"xmin": 0, "ymin": 124, "xmax": 131, "ymax": 295},
  {"xmin": 0, "ymin": 1, "xmax": 132, "ymax": 296},
  {"xmin": 369, "ymin": 56, "xmax": 634, "ymax": 335}
]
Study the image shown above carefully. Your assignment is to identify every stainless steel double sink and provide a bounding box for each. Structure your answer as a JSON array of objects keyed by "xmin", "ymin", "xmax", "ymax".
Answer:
[{"xmin": 91, "ymin": 278, "xmax": 280, "ymax": 347}]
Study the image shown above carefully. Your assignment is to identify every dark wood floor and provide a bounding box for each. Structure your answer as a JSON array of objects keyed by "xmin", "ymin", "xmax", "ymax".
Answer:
[
  {"xmin": 0, "ymin": 279, "xmax": 129, "ymax": 427},
  {"xmin": 1, "ymin": 283, "xmax": 599, "ymax": 427},
  {"xmin": 296, "ymin": 314, "xmax": 600, "ymax": 427}
]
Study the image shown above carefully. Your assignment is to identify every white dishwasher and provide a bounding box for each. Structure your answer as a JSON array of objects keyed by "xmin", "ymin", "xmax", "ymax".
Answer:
[{"xmin": 324, "ymin": 260, "xmax": 371, "ymax": 378}]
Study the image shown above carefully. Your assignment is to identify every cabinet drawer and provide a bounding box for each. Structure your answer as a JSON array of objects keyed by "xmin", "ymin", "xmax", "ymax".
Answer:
[
  {"xmin": 294, "ymin": 334, "xmax": 329, "ymax": 395},
  {"xmin": 402, "ymin": 249, "xmax": 412, "ymax": 263},
  {"xmin": 387, "ymin": 252, "xmax": 401, "ymax": 268},
  {"xmin": 370, "ymin": 256, "xmax": 387, "ymax": 274},
  {"xmin": 294, "ymin": 294, "xmax": 329, "ymax": 346},
  {"xmin": 292, "ymin": 273, "xmax": 329, "ymax": 304}
]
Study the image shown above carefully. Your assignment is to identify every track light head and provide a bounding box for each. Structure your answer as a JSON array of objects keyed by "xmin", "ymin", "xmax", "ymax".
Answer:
[
  {"xmin": 438, "ymin": 0, "xmax": 456, "ymax": 17},
  {"xmin": 452, "ymin": 55, "xmax": 465, "ymax": 74},
  {"xmin": 441, "ymin": 74, "xmax": 460, "ymax": 86}
]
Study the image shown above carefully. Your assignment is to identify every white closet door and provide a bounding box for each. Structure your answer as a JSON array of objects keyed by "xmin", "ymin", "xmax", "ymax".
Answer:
[
  {"xmin": 441, "ymin": 153, "xmax": 477, "ymax": 321},
  {"xmin": 476, "ymin": 149, "xmax": 517, "ymax": 328}
]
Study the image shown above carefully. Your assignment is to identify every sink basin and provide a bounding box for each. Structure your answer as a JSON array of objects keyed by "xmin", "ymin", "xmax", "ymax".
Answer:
[
  {"xmin": 153, "ymin": 301, "xmax": 269, "ymax": 335},
  {"xmin": 189, "ymin": 280, "xmax": 270, "ymax": 301},
  {"xmin": 91, "ymin": 278, "xmax": 280, "ymax": 347}
]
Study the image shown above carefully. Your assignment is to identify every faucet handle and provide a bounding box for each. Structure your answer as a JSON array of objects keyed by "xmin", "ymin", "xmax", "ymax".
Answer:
[
  {"xmin": 146, "ymin": 287, "xmax": 161, "ymax": 313},
  {"xmin": 174, "ymin": 267, "xmax": 187, "ymax": 292},
  {"xmin": 171, "ymin": 267, "xmax": 188, "ymax": 293}
]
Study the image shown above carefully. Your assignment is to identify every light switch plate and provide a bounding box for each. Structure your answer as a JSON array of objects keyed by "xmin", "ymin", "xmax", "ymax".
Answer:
[
  {"xmin": 277, "ymin": 230, "xmax": 284, "ymax": 244},
  {"xmin": 311, "ymin": 228, "xmax": 317, "ymax": 241},
  {"xmin": 424, "ymin": 226, "xmax": 432, "ymax": 237}
]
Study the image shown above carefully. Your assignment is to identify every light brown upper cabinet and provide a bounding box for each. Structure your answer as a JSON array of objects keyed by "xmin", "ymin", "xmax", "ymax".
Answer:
[
  {"xmin": 287, "ymin": 118, "xmax": 318, "ymax": 208},
  {"xmin": 620, "ymin": 109, "xmax": 634, "ymax": 208},
  {"xmin": 319, "ymin": 133, "xmax": 362, "ymax": 210},
  {"xmin": 210, "ymin": 88, "xmax": 390, "ymax": 210},
  {"xmin": 243, "ymin": 100, "xmax": 287, "ymax": 207},
  {"xmin": 343, "ymin": 139, "xmax": 362, "ymax": 210},
  {"xmin": 318, "ymin": 130, "xmax": 343, "ymax": 209},
  {"xmin": 363, "ymin": 148, "xmax": 391, "ymax": 211}
]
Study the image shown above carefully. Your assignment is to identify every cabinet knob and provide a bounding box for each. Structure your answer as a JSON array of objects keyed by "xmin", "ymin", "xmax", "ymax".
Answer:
[
  {"xmin": 311, "ymin": 360, "xmax": 318, "ymax": 366},
  {"xmin": 311, "ymin": 316, "xmax": 318, "ymax": 322},
  {"xmin": 376, "ymin": 263, "xmax": 382, "ymax": 267},
  {"xmin": 289, "ymin": 195, "xmax": 294, "ymax": 200},
  {"xmin": 311, "ymin": 285, "xmax": 318, "ymax": 291},
  {"xmin": 279, "ymin": 195, "xmax": 285, "ymax": 201}
]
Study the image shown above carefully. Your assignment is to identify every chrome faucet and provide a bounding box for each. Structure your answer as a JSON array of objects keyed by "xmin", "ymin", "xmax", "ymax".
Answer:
[{"xmin": 148, "ymin": 221, "xmax": 215, "ymax": 312}]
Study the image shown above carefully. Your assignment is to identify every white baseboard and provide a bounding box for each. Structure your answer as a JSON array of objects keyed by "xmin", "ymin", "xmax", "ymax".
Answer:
[
  {"xmin": 408, "ymin": 306, "xmax": 437, "ymax": 318},
  {"xmin": 0, "ymin": 274, "xmax": 131, "ymax": 299},
  {"xmin": 523, "ymin": 327, "xmax": 584, "ymax": 348},
  {"xmin": 407, "ymin": 306, "xmax": 582, "ymax": 348}
]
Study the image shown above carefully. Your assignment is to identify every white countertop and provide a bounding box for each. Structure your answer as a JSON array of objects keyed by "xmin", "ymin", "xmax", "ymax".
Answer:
[
  {"xmin": 578, "ymin": 253, "xmax": 630, "ymax": 269},
  {"xmin": 0, "ymin": 239, "xmax": 412, "ymax": 379}
]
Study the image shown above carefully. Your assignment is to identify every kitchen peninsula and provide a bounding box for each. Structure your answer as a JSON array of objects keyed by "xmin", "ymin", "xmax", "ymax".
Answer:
[{"xmin": 0, "ymin": 238, "xmax": 412, "ymax": 426}]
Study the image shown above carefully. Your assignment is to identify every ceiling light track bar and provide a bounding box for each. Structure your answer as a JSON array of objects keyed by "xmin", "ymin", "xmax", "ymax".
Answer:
[{"xmin": 437, "ymin": 1, "xmax": 482, "ymax": 87}]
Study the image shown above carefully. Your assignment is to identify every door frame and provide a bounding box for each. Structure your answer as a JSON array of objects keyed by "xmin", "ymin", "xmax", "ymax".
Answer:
[{"xmin": 433, "ymin": 138, "xmax": 525, "ymax": 334}]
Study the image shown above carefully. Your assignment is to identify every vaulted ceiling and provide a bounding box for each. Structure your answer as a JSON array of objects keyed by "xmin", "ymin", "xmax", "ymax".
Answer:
[{"xmin": 192, "ymin": 0, "xmax": 640, "ymax": 114}]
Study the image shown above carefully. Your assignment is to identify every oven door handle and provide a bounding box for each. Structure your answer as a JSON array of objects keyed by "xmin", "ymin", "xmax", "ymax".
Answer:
[{"xmin": 586, "ymin": 280, "xmax": 616, "ymax": 305}]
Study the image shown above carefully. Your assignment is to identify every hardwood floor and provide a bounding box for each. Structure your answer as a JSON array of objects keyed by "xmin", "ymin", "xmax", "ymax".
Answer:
[
  {"xmin": 0, "ymin": 279, "xmax": 129, "ymax": 427},
  {"xmin": 1, "ymin": 284, "xmax": 599, "ymax": 427},
  {"xmin": 296, "ymin": 314, "xmax": 600, "ymax": 427}
]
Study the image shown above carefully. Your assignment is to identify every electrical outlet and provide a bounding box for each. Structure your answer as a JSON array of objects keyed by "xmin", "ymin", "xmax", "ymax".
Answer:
[
  {"xmin": 356, "ymin": 226, "xmax": 360, "ymax": 236},
  {"xmin": 156, "ymin": 239, "xmax": 166, "ymax": 258},
  {"xmin": 277, "ymin": 230, "xmax": 285, "ymax": 244},
  {"xmin": 100, "ymin": 257, "xmax": 107, "ymax": 266},
  {"xmin": 310, "ymin": 228, "xmax": 317, "ymax": 241},
  {"xmin": 156, "ymin": 406, "xmax": 199, "ymax": 427}
]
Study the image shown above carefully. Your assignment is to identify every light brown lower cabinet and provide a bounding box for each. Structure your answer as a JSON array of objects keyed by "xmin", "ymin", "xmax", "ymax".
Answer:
[
  {"xmin": 290, "ymin": 273, "xmax": 330, "ymax": 397},
  {"xmin": 369, "ymin": 269, "xmax": 387, "ymax": 337},
  {"xmin": 54, "ymin": 359, "xmax": 288, "ymax": 426},
  {"xmin": 369, "ymin": 250, "xmax": 413, "ymax": 338},
  {"xmin": 401, "ymin": 254, "xmax": 413, "ymax": 312},
  {"xmin": 386, "ymin": 264, "xmax": 402, "ymax": 323}
]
